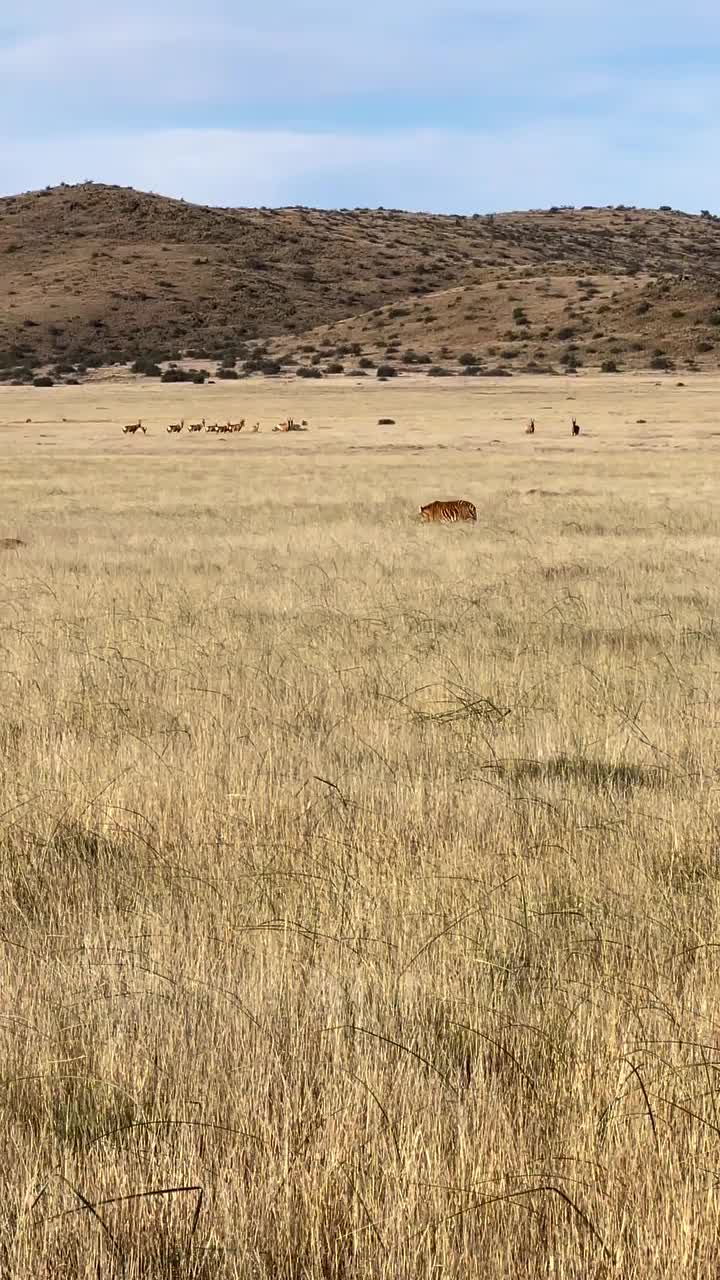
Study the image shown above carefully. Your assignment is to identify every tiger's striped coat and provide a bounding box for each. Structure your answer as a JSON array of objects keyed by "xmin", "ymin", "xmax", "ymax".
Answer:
[{"xmin": 420, "ymin": 500, "xmax": 477, "ymax": 523}]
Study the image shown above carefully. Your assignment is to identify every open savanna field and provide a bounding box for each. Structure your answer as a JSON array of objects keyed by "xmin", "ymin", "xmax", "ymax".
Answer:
[{"xmin": 2, "ymin": 373, "xmax": 720, "ymax": 1277}]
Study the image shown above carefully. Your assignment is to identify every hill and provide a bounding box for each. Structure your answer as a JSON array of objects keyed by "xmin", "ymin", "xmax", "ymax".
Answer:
[{"xmin": 2, "ymin": 183, "xmax": 720, "ymax": 381}]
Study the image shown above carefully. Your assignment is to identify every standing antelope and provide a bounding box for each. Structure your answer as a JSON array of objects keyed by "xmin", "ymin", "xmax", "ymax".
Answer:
[
  {"xmin": 525, "ymin": 419, "xmax": 536, "ymax": 435},
  {"xmin": 189, "ymin": 419, "xmax": 205, "ymax": 432},
  {"xmin": 572, "ymin": 417, "xmax": 580, "ymax": 436},
  {"xmin": 252, "ymin": 422, "xmax": 260, "ymax": 432},
  {"xmin": 167, "ymin": 419, "xmax": 184, "ymax": 433},
  {"xmin": 123, "ymin": 420, "xmax": 146, "ymax": 434}
]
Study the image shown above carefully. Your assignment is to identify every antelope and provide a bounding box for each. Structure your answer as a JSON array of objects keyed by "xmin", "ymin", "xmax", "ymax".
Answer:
[
  {"xmin": 205, "ymin": 422, "xmax": 220, "ymax": 433},
  {"xmin": 572, "ymin": 417, "xmax": 580, "ymax": 436},
  {"xmin": 123, "ymin": 420, "xmax": 146, "ymax": 434},
  {"xmin": 166, "ymin": 419, "xmax": 184, "ymax": 433},
  {"xmin": 227, "ymin": 418, "xmax": 245, "ymax": 432},
  {"xmin": 252, "ymin": 422, "xmax": 260, "ymax": 433},
  {"xmin": 525, "ymin": 419, "xmax": 536, "ymax": 435},
  {"xmin": 274, "ymin": 417, "xmax": 308, "ymax": 432},
  {"xmin": 189, "ymin": 419, "xmax": 205, "ymax": 432}
]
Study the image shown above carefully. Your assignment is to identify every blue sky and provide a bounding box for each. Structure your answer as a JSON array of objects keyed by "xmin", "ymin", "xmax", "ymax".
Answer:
[{"xmin": 2, "ymin": 0, "xmax": 720, "ymax": 212}]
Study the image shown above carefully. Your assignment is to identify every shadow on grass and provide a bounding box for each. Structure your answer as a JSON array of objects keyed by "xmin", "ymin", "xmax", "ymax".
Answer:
[{"xmin": 509, "ymin": 755, "xmax": 669, "ymax": 791}]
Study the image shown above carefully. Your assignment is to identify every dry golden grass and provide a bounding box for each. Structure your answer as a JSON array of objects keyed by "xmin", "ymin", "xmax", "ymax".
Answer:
[{"xmin": 2, "ymin": 374, "xmax": 720, "ymax": 1277}]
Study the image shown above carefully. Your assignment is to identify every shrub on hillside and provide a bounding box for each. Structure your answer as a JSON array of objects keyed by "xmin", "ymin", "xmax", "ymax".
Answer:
[
  {"xmin": 161, "ymin": 368, "xmax": 207, "ymax": 383},
  {"xmin": 33, "ymin": 376, "xmax": 54, "ymax": 387},
  {"xmin": 296, "ymin": 366, "xmax": 323, "ymax": 378},
  {"xmin": 601, "ymin": 359, "xmax": 620, "ymax": 373},
  {"xmin": 458, "ymin": 352, "xmax": 481, "ymax": 365},
  {"xmin": 216, "ymin": 367, "xmax": 239, "ymax": 379},
  {"xmin": 376, "ymin": 365, "xmax": 398, "ymax": 378},
  {"xmin": 131, "ymin": 357, "xmax": 162, "ymax": 377}
]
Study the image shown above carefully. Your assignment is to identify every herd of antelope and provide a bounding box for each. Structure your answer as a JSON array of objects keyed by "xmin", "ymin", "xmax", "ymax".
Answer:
[
  {"xmin": 123, "ymin": 410, "xmax": 582, "ymax": 528},
  {"xmin": 123, "ymin": 416, "xmax": 308, "ymax": 436}
]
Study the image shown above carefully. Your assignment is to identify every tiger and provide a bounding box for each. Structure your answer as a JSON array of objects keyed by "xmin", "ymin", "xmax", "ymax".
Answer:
[{"xmin": 420, "ymin": 500, "xmax": 477, "ymax": 523}]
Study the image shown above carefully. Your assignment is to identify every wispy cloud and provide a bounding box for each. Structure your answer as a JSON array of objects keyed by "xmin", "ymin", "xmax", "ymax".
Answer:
[{"xmin": 2, "ymin": 2, "xmax": 720, "ymax": 210}]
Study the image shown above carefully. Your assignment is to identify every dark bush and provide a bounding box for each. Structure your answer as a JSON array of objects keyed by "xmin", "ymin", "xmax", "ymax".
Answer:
[
  {"xmin": 601, "ymin": 359, "xmax": 619, "ymax": 373},
  {"xmin": 326, "ymin": 363, "xmax": 344, "ymax": 374},
  {"xmin": 161, "ymin": 368, "xmax": 208, "ymax": 383},
  {"xmin": 296, "ymin": 366, "xmax": 323, "ymax": 378},
  {"xmin": 216, "ymin": 367, "xmax": 239, "ymax": 379},
  {"xmin": 637, "ymin": 301, "xmax": 651, "ymax": 314},
  {"xmin": 358, "ymin": 356, "xmax": 374, "ymax": 369},
  {"xmin": 33, "ymin": 376, "xmax": 54, "ymax": 387},
  {"xmin": 428, "ymin": 366, "xmax": 453, "ymax": 377},
  {"xmin": 376, "ymin": 364, "xmax": 398, "ymax": 378},
  {"xmin": 458, "ymin": 352, "xmax": 481, "ymax": 365},
  {"xmin": 243, "ymin": 357, "xmax": 282, "ymax": 375},
  {"xmin": 349, "ymin": 369, "xmax": 368, "ymax": 377},
  {"xmin": 131, "ymin": 357, "xmax": 162, "ymax": 377},
  {"xmin": 650, "ymin": 355, "xmax": 673, "ymax": 370}
]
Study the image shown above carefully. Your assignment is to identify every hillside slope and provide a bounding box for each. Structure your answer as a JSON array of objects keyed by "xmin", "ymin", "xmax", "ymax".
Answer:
[{"xmin": 2, "ymin": 183, "xmax": 720, "ymax": 377}]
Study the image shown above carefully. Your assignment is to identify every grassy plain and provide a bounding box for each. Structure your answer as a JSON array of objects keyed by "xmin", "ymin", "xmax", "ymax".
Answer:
[{"xmin": 1, "ymin": 373, "xmax": 720, "ymax": 1277}]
